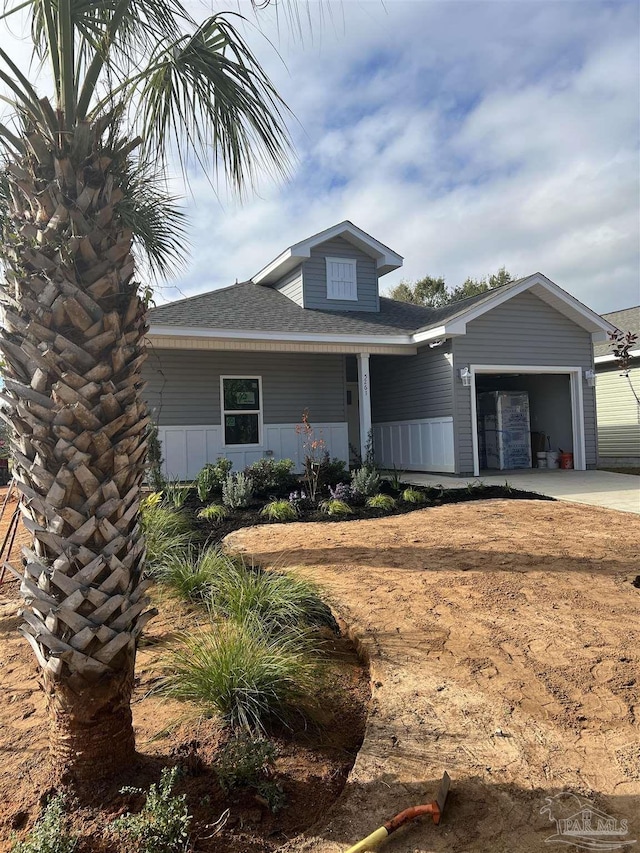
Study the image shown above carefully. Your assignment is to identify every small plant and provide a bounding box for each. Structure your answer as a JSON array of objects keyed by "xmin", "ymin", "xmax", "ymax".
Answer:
[
  {"xmin": 141, "ymin": 502, "xmax": 193, "ymax": 576},
  {"xmin": 389, "ymin": 465, "xmax": 405, "ymax": 491},
  {"xmin": 164, "ymin": 477, "xmax": 192, "ymax": 509},
  {"xmin": 401, "ymin": 487, "xmax": 426, "ymax": 504},
  {"xmin": 11, "ymin": 794, "xmax": 77, "ymax": 853},
  {"xmin": 110, "ymin": 767, "xmax": 191, "ymax": 853},
  {"xmin": 317, "ymin": 455, "xmax": 349, "ymax": 492},
  {"xmin": 222, "ymin": 472, "xmax": 254, "ymax": 509},
  {"xmin": 154, "ymin": 547, "xmax": 232, "ymax": 603},
  {"xmin": 204, "ymin": 553, "xmax": 336, "ymax": 633},
  {"xmin": 196, "ymin": 458, "xmax": 233, "ymax": 501},
  {"xmin": 288, "ymin": 489, "xmax": 312, "ymax": 512},
  {"xmin": 319, "ymin": 498, "xmax": 353, "ymax": 517},
  {"xmin": 362, "ymin": 428, "xmax": 377, "ymax": 472},
  {"xmin": 197, "ymin": 503, "xmax": 229, "ymax": 524},
  {"xmin": 329, "ymin": 482, "xmax": 352, "ymax": 502},
  {"xmin": 162, "ymin": 619, "xmax": 320, "ymax": 731},
  {"xmin": 366, "ymin": 493, "xmax": 396, "ymax": 511},
  {"xmin": 245, "ymin": 458, "xmax": 296, "ymax": 496},
  {"xmin": 351, "ymin": 466, "xmax": 381, "ymax": 500},
  {"xmin": 296, "ymin": 411, "xmax": 326, "ymax": 502},
  {"xmin": 260, "ymin": 500, "xmax": 298, "ymax": 522},
  {"xmin": 215, "ymin": 735, "xmax": 277, "ymax": 793}
]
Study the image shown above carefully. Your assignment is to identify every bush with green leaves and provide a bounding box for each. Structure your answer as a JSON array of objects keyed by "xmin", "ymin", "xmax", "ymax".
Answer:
[
  {"xmin": 196, "ymin": 458, "xmax": 232, "ymax": 502},
  {"xmin": 318, "ymin": 454, "xmax": 349, "ymax": 492},
  {"xmin": 319, "ymin": 498, "xmax": 353, "ymax": 518},
  {"xmin": 110, "ymin": 767, "xmax": 191, "ymax": 853},
  {"xmin": 222, "ymin": 472, "xmax": 254, "ymax": 509},
  {"xmin": 11, "ymin": 794, "xmax": 77, "ymax": 853},
  {"xmin": 260, "ymin": 499, "xmax": 297, "ymax": 522},
  {"xmin": 350, "ymin": 467, "xmax": 381, "ymax": 500},
  {"xmin": 401, "ymin": 487, "xmax": 426, "ymax": 504},
  {"xmin": 204, "ymin": 550, "xmax": 335, "ymax": 633},
  {"xmin": 245, "ymin": 458, "xmax": 296, "ymax": 496},
  {"xmin": 197, "ymin": 503, "xmax": 229, "ymax": 524},
  {"xmin": 162, "ymin": 619, "xmax": 320, "ymax": 731},
  {"xmin": 163, "ymin": 477, "xmax": 192, "ymax": 509},
  {"xmin": 140, "ymin": 497, "xmax": 193, "ymax": 576},
  {"xmin": 215, "ymin": 736, "xmax": 285, "ymax": 813},
  {"xmin": 152, "ymin": 547, "xmax": 230, "ymax": 603},
  {"xmin": 366, "ymin": 493, "xmax": 396, "ymax": 511}
]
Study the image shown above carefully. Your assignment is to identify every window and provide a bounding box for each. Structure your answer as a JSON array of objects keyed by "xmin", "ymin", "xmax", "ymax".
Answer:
[
  {"xmin": 221, "ymin": 377, "xmax": 261, "ymax": 446},
  {"xmin": 326, "ymin": 257, "xmax": 357, "ymax": 301}
]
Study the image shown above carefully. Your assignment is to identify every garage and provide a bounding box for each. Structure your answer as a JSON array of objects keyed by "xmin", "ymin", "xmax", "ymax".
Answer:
[{"xmin": 469, "ymin": 365, "xmax": 587, "ymax": 475}]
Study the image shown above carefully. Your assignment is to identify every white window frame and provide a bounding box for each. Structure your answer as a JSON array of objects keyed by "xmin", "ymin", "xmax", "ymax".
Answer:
[
  {"xmin": 326, "ymin": 257, "xmax": 358, "ymax": 301},
  {"xmin": 220, "ymin": 375, "xmax": 263, "ymax": 448}
]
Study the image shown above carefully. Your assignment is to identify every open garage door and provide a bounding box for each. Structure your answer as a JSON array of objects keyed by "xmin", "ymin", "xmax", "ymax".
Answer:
[{"xmin": 469, "ymin": 365, "xmax": 587, "ymax": 477}]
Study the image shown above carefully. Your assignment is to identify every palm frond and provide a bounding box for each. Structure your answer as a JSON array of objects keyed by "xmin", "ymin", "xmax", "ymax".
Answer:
[
  {"xmin": 116, "ymin": 155, "xmax": 188, "ymax": 278},
  {"xmin": 137, "ymin": 13, "xmax": 291, "ymax": 189}
]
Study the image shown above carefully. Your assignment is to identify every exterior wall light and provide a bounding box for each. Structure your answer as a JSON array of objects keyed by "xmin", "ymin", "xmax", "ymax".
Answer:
[
  {"xmin": 459, "ymin": 367, "xmax": 472, "ymax": 387},
  {"xmin": 585, "ymin": 369, "xmax": 596, "ymax": 387}
]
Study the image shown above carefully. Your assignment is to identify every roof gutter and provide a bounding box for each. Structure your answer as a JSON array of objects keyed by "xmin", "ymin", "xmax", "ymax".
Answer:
[{"xmin": 147, "ymin": 324, "xmax": 415, "ymax": 346}]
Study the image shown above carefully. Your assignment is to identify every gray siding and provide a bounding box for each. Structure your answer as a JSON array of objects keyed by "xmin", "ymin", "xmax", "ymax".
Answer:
[
  {"xmin": 273, "ymin": 264, "xmax": 304, "ymax": 307},
  {"xmin": 595, "ymin": 361, "xmax": 640, "ymax": 458},
  {"xmin": 302, "ymin": 236, "xmax": 379, "ymax": 312},
  {"xmin": 452, "ymin": 291, "xmax": 597, "ymax": 474},
  {"xmin": 144, "ymin": 348, "xmax": 346, "ymax": 425},
  {"xmin": 371, "ymin": 346, "xmax": 454, "ymax": 422}
]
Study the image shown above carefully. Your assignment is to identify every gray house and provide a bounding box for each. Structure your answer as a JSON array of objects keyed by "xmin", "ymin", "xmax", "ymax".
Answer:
[
  {"xmin": 594, "ymin": 306, "xmax": 640, "ymax": 468},
  {"xmin": 144, "ymin": 221, "xmax": 615, "ymax": 479}
]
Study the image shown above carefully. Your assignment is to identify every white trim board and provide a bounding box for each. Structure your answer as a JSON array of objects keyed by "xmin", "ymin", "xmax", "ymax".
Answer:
[
  {"xmin": 595, "ymin": 350, "xmax": 640, "ymax": 364},
  {"xmin": 468, "ymin": 364, "xmax": 587, "ymax": 477}
]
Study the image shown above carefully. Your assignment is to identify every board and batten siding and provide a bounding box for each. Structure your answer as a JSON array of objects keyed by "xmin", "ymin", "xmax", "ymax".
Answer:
[
  {"xmin": 144, "ymin": 348, "xmax": 346, "ymax": 425},
  {"xmin": 452, "ymin": 291, "xmax": 597, "ymax": 474},
  {"xmin": 595, "ymin": 361, "xmax": 640, "ymax": 459},
  {"xmin": 370, "ymin": 346, "xmax": 454, "ymax": 422},
  {"xmin": 273, "ymin": 264, "xmax": 304, "ymax": 307},
  {"xmin": 302, "ymin": 236, "xmax": 379, "ymax": 312}
]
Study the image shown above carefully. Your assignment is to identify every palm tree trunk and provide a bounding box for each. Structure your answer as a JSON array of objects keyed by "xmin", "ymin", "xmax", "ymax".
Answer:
[{"xmin": 0, "ymin": 114, "xmax": 154, "ymax": 784}]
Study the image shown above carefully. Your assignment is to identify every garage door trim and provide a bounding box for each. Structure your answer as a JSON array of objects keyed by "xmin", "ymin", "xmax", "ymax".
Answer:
[{"xmin": 468, "ymin": 364, "xmax": 586, "ymax": 477}]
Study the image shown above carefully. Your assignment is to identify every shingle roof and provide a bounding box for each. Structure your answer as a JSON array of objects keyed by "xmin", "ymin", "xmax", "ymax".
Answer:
[
  {"xmin": 594, "ymin": 306, "xmax": 640, "ymax": 357},
  {"xmin": 148, "ymin": 278, "xmax": 526, "ymax": 338}
]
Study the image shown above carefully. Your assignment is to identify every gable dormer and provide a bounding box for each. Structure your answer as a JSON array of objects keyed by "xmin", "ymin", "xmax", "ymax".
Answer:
[{"xmin": 251, "ymin": 221, "xmax": 403, "ymax": 313}]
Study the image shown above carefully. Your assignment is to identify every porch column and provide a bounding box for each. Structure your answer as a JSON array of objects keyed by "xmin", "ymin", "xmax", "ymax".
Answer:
[{"xmin": 358, "ymin": 352, "xmax": 372, "ymax": 462}]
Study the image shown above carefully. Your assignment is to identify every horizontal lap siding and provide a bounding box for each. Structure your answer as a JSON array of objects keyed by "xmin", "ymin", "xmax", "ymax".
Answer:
[
  {"xmin": 595, "ymin": 362, "xmax": 640, "ymax": 457},
  {"xmin": 144, "ymin": 349, "xmax": 346, "ymax": 425},
  {"xmin": 452, "ymin": 291, "xmax": 597, "ymax": 474},
  {"xmin": 303, "ymin": 237, "xmax": 379, "ymax": 312},
  {"xmin": 273, "ymin": 264, "xmax": 304, "ymax": 306},
  {"xmin": 370, "ymin": 346, "xmax": 454, "ymax": 422}
]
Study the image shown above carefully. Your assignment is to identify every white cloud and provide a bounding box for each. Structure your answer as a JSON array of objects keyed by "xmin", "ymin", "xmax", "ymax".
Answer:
[{"xmin": 1, "ymin": 0, "xmax": 638, "ymax": 312}]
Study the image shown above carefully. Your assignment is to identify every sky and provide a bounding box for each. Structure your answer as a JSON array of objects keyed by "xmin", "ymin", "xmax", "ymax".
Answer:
[{"xmin": 2, "ymin": 0, "xmax": 639, "ymax": 313}]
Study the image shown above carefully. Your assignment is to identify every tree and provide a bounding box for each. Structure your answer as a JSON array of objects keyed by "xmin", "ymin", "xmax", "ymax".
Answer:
[
  {"xmin": 0, "ymin": 0, "xmax": 291, "ymax": 785},
  {"xmin": 390, "ymin": 267, "xmax": 513, "ymax": 307}
]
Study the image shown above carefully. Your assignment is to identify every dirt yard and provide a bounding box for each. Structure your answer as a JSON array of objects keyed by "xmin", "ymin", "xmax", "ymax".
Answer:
[{"xmin": 229, "ymin": 499, "xmax": 640, "ymax": 853}]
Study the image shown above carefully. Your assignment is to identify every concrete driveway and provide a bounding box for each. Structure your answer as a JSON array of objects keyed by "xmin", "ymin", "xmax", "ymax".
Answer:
[{"xmin": 402, "ymin": 469, "xmax": 640, "ymax": 514}]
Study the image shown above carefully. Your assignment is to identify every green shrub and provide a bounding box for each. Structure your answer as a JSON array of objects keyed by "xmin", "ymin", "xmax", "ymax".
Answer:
[
  {"xmin": 196, "ymin": 458, "xmax": 232, "ymax": 501},
  {"xmin": 11, "ymin": 794, "xmax": 77, "ymax": 853},
  {"xmin": 162, "ymin": 620, "xmax": 320, "ymax": 731},
  {"xmin": 110, "ymin": 767, "xmax": 191, "ymax": 853},
  {"xmin": 205, "ymin": 554, "xmax": 335, "ymax": 633},
  {"xmin": 366, "ymin": 493, "xmax": 396, "ymax": 511},
  {"xmin": 215, "ymin": 735, "xmax": 276, "ymax": 793},
  {"xmin": 319, "ymin": 498, "xmax": 353, "ymax": 517},
  {"xmin": 163, "ymin": 478, "xmax": 192, "ymax": 509},
  {"xmin": 245, "ymin": 458, "xmax": 296, "ymax": 496},
  {"xmin": 317, "ymin": 454, "xmax": 349, "ymax": 491},
  {"xmin": 222, "ymin": 472, "xmax": 254, "ymax": 509},
  {"xmin": 141, "ymin": 501, "xmax": 193, "ymax": 576},
  {"xmin": 260, "ymin": 500, "xmax": 297, "ymax": 522},
  {"xmin": 197, "ymin": 503, "xmax": 229, "ymax": 524},
  {"xmin": 388, "ymin": 465, "xmax": 405, "ymax": 491},
  {"xmin": 152, "ymin": 547, "xmax": 230, "ymax": 603},
  {"xmin": 350, "ymin": 467, "xmax": 380, "ymax": 499},
  {"xmin": 401, "ymin": 487, "xmax": 426, "ymax": 504}
]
